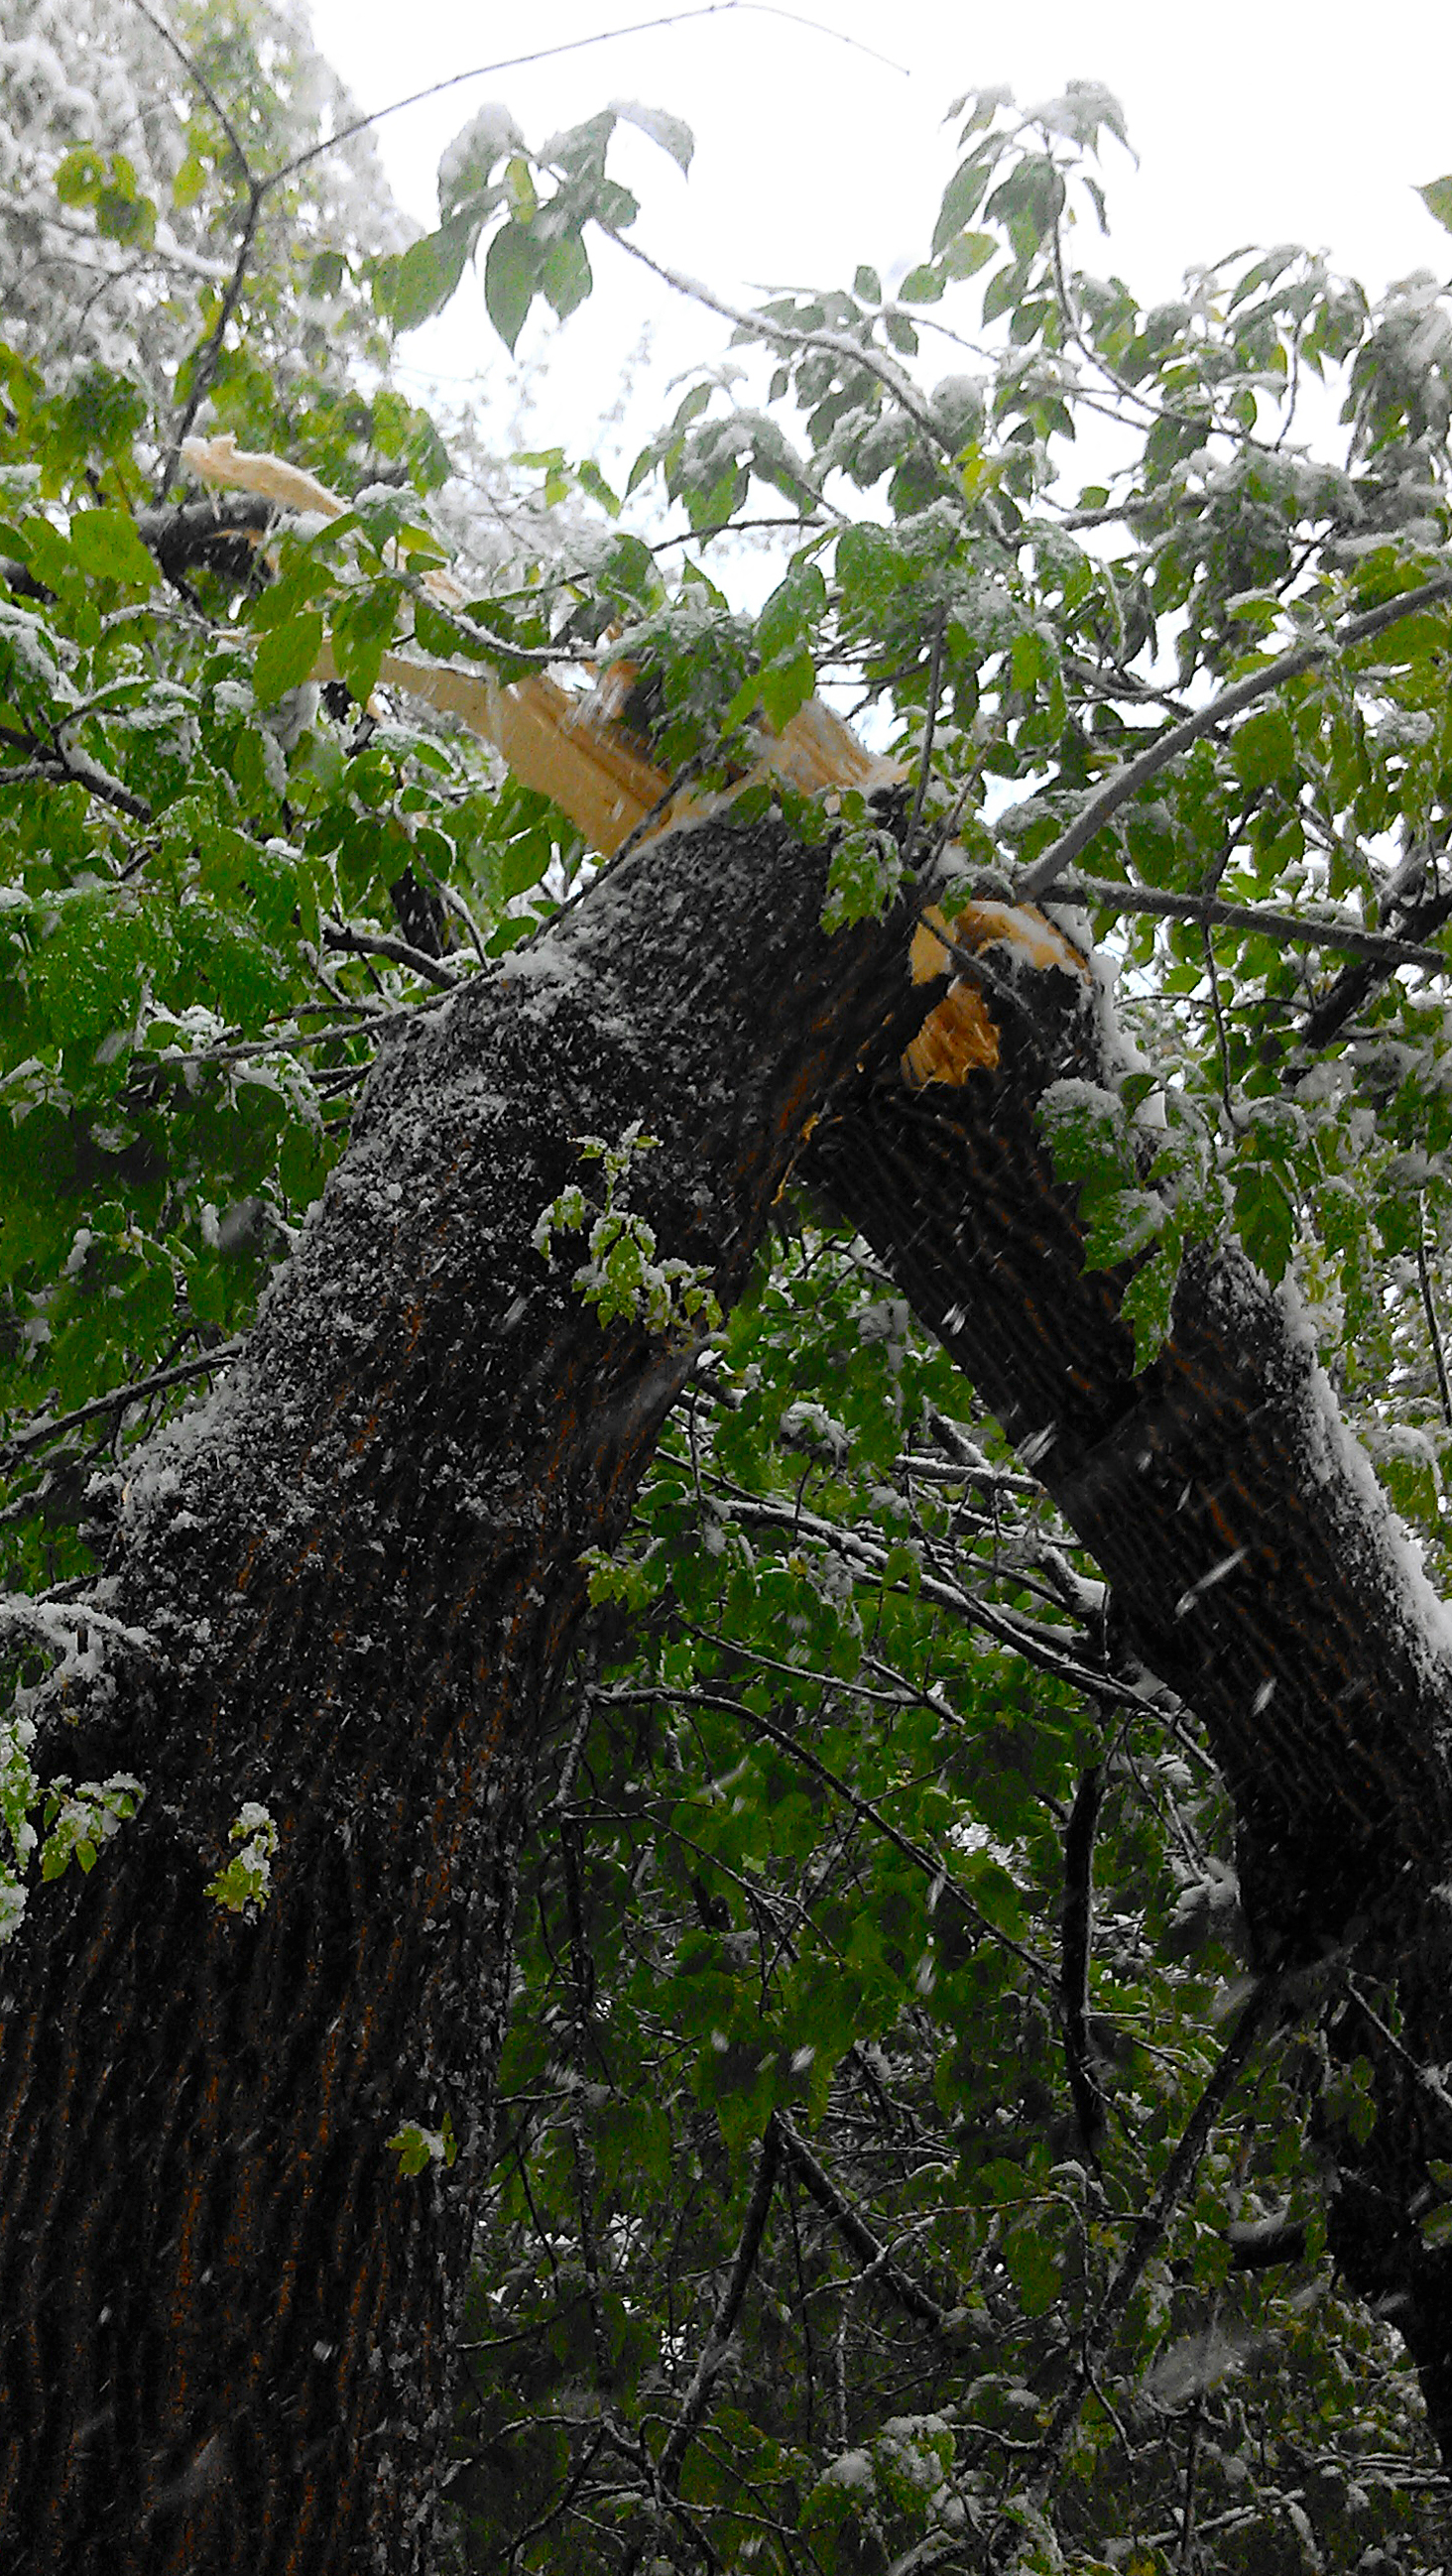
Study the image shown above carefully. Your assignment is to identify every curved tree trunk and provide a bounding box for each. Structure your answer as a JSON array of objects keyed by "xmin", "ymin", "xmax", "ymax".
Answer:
[
  {"xmin": 0, "ymin": 811, "xmax": 913, "ymax": 2572},
  {"xmin": 807, "ymin": 916, "xmax": 1452, "ymax": 2454}
]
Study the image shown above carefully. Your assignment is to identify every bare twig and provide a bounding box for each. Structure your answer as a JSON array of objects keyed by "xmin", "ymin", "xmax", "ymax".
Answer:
[{"xmin": 283, "ymin": 4, "xmax": 908, "ymax": 185}]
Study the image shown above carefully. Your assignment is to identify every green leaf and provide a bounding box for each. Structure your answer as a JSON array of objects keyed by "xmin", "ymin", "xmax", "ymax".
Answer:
[
  {"xmin": 1003, "ymin": 2222, "xmax": 1059, "ymax": 2316},
  {"xmin": 1119, "ymin": 1233, "xmax": 1182, "ymax": 1373},
  {"xmin": 55, "ymin": 146, "xmax": 106, "ymax": 207},
  {"xmin": 1234, "ymin": 1163, "xmax": 1294, "ymax": 1284},
  {"xmin": 173, "ymin": 152, "xmax": 206, "ymax": 209},
  {"xmin": 329, "ymin": 583, "xmax": 400, "ymax": 705},
  {"xmin": 941, "ymin": 228, "xmax": 998, "ymax": 281},
  {"xmin": 376, "ymin": 215, "xmax": 476, "ymax": 330},
  {"xmin": 67, "ymin": 509, "xmax": 157, "ymax": 590},
  {"xmin": 1231, "ymin": 706, "xmax": 1297, "ymax": 789},
  {"xmin": 540, "ymin": 231, "xmax": 593, "ymax": 321},
  {"xmin": 982, "ymin": 260, "xmax": 1027, "ymax": 325},
  {"xmin": 254, "ymin": 612, "xmax": 324, "ymax": 707},
  {"xmin": 611, "ymin": 100, "xmax": 694, "ymax": 174},
  {"xmin": 758, "ymin": 648, "xmax": 815, "ymax": 733},
  {"xmin": 1081, "ymin": 1188, "xmax": 1165, "ymax": 1273},
  {"xmin": 932, "ymin": 154, "xmax": 991, "ymax": 256},
  {"xmin": 1416, "ymin": 177, "xmax": 1452, "ymax": 235},
  {"xmin": 484, "ymin": 223, "xmax": 539, "ymax": 352}
]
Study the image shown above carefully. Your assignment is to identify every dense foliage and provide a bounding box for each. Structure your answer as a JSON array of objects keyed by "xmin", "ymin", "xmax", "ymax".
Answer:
[{"xmin": 3, "ymin": 7, "xmax": 1452, "ymax": 2565}]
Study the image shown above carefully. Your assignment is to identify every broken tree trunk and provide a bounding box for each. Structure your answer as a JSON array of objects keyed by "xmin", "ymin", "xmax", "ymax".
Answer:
[
  {"xmin": 0, "ymin": 809, "xmax": 918, "ymax": 2572},
  {"xmin": 11, "ymin": 441, "xmax": 1451, "ymax": 2554},
  {"xmin": 806, "ymin": 906, "xmax": 1452, "ymax": 2455}
]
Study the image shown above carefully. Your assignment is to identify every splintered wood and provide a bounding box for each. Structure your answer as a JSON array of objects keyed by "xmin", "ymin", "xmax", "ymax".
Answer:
[{"xmin": 182, "ymin": 435, "xmax": 1084, "ymax": 1076}]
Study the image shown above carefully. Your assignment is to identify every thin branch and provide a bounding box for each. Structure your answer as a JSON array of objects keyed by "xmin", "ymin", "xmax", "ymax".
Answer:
[
  {"xmin": 1059, "ymin": 1766, "xmax": 1106, "ymax": 2166},
  {"xmin": 1018, "ymin": 573, "xmax": 1452, "ymax": 902},
  {"xmin": 0, "ymin": 1343, "xmax": 241, "ymax": 1478},
  {"xmin": 713, "ymin": 1488, "xmax": 1129, "ymax": 1702},
  {"xmin": 283, "ymin": 4, "xmax": 908, "ymax": 184},
  {"xmin": 320, "ymin": 918, "xmax": 459, "ymax": 991},
  {"xmin": 130, "ymin": 0, "xmax": 250, "ymax": 166},
  {"xmin": 601, "ymin": 228, "xmax": 952, "ymax": 459},
  {"xmin": 151, "ymin": 1007, "xmax": 425, "ymax": 1069},
  {"xmin": 1418, "ymin": 1232, "xmax": 1452, "ymax": 1433},
  {"xmin": 0, "ymin": 1592, "xmax": 157, "ymax": 1657},
  {"xmin": 903, "ymin": 603, "xmax": 946, "ymax": 870},
  {"xmin": 1294, "ymin": 881, "xmax": 1452, "ymax": 1057},
  {"xmin": 657, "ymin": 2112, "xmax": 781, "ymax": 2493},
  {"xmin": 6, "ymin": 735, "xmax": 154, "ymax": 824},
  {"xmin": 609, "ymin": 753, "xmax": 705, "ymax": 867},
  {"xmin": 647, "ymin": 1680, "xmax": 1051, "ymax": 1984},
  {"xmin": 773, "ymin": 2111, "xmax": 956, "ymax": 2335},
  {"xmin": 126, "ymin": 3, "xmax": 266, "ymax": 493},
  {"xmin": 1001, "ymin": 1976, "xmax": 1277, "ymax": 2550},
  {"xmin": 1053, "ymin": 872, "xmax": 1452, "ymax": 975},
  {"xmin": 159, "ymin": 206, "xmax": 266, "ymax": 498},
  {"xmin": 1203, "ymin": 926, "xmax": 1239, "ymax": 1129}
]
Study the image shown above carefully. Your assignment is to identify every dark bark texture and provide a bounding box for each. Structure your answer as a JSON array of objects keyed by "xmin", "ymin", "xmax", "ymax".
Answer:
[
  {"xmin": 0, "ymin": 810, "xmax": 915, "ymax": 2573},
  {"xmin": 807, "ymin": 923, "xmax": 1452, "ymax": 2458},
  {"xmin": 3, "ymin": 795, "xmax": 1452, "ymax": 2571}
]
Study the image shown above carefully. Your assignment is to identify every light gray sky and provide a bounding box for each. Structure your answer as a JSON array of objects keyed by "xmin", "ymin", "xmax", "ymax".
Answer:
[{"xmin": 304, "ymin": 0, "xmax": 1452, "ymax": 475}]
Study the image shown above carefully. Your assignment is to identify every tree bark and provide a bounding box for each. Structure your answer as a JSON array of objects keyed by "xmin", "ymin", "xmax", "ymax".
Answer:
[
  {"xmin": 4, "ymin": 790, "xmax": 1452, "ymax": 2573},
  {"xmin": 0, "ymin": 809, "xmax": 913, "ymax": 2572},
  {"xmin": 806, "ymin": 914, "xmax": 1452, "ymax": 2457}
]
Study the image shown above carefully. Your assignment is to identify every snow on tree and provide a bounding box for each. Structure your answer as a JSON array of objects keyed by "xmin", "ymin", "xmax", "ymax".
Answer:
[{"xmin": 2, "ymin": 19, "xmax": 1452, "ymax": 2572}]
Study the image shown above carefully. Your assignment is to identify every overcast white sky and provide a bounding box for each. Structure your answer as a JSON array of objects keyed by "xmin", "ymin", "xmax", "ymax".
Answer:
[{"xmin": 303, "ymin": 0, "xmax": 1452, "ymax": 476}]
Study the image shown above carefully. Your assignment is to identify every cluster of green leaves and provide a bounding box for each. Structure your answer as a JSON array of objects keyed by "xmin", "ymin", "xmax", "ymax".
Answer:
[
  {"xmin": 0, "ymin": 6, "xmax": 606, "ymax": 1926},
  {"xmin": 374, "ymin": 96, "xmax": 692, "ymax": 347},
  {"xmin": 534, "ymin": 1125, "xmax": 723, "ymax": 1337},
  {"xmin": 368, "ymin": 72, "xmax": 1452, "ymax": 2574},
  {"xmin": 372, "ymin": 77, "xmax": 1452, "ymax": 1443}
]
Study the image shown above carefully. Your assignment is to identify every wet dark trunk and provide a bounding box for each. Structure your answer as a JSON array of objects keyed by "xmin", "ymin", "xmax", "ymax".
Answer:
[
  {"xmin": 0, "ymin": 811, "xmax": 912, "ymax": 2573},
  {"xmin": 806, "ymin": 926, "xmax": 1452, "ymax": 2459}
]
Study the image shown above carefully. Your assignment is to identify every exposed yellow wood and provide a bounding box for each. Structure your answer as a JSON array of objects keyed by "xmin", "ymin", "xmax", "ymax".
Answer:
[
  {"xmin": 180, "ymin": 437, "xmax": 1088, "ymax": 1086},
  {"xmin": 908, "ymin": 900, "xmax": 1088, "ymax": 988},
  {"xmin": 182, "ymin": 434, "xmax": 901, "ymax": 859},
  {"xmin": 901, "ymin": 902, "xmax": 1089, "ymax": 1089},
  {"xmin": 182, "ymin": 433, "xmax": 351, "ymax": 525}
]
